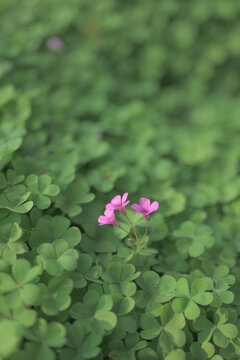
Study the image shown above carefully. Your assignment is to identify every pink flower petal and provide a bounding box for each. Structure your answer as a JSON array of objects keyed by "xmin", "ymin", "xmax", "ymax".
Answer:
[
  {"xmin": 131, "ymin": 204, "xmax": 143, "ymax": 212},
  {"xmin": 111, "ymin": 195, "xmax": 121, "ymax": 205},
  {"xmin": 139, "ymin": 198, "xmax": 150, "ymax": 210},
  {"xmin": 122, "ymin": 192, "xmax": 128, "ymax": 203},
  {"xmin": 98, "ymin": 215, "xmax": 107, "ymax": 225},
  {"xmin": 124, "ymin": 200, "xmax": 130, "ymax": 206},
  {"xmin": 106, "ymin": 203, "xmax": 113, "ymax": 210},
  {"xmin": 104, "ymin": 208, "xmax": 115, "ymax": 217},
  {"xmin": 149, "ymin": 201, "xmax": 159, "ymax": 213}
]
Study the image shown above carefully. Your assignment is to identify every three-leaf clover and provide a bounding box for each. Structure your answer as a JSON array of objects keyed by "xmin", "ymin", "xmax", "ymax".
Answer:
[
  {"xmin": 26, "ymin": 174, "xmax": 60, "ymax": 209},
  {"xmin": 102, "ymin": 262, "xmax": 140, "ymax": 297},
  {"xmin": 201, "ymin": 262, "xmax": 235, "ymax": 307},
  {"xmin": 135, "ymin": 271, "xmax": 176, "ymax": 312},
  {"xmin": 70, "ymin": 290, "xmax": 117, "ymax": 336},
  {"xmin": 40, "ymin": 277, "xmax": 73, "ymax": 315},
  {"xmin": 29, "ymin": 215, "xmax": 81, "ymax": 248},
  {"xmin": 0, "ymin": 169, "xmax": 24, "ymax": 189},
  {"xmin": 0, "ymin": 185, "xmax": 33, "ymax": 213},
  {"xmin": 0, "ymin": 296, "xmax": 36, "ymax": 327},
  {"xmin": 108, "ymin": 333, "xmax": 147, "ymax": 360},
  {"xmin": 37, "ymin": 239, "xmax": 79, "ymax": 276},
  {"xmin": 193, "ymin": 309, "xmax": 238, "ymax": 348},
  {"xmin": 59, "ymin": 320, "xmax": 102, "ymax": 360},
  {"xmin": 70, "ymin": 254, "xmax": 102, "ymax": 288},
  {"xmin": 172, "ymin": 277, "xmax": 213, "ymax": 319},
  {"xmin": 174, "ymin": 221, "xmax": 214, "ymax": 257},
  {"xmin": 55, "ymin": 177, "xmax": 95, "ymax": 217},
  {"xmin": 24, "ymin": 318, "xmax": 67, "ymax": 348},
  {"xmin": 0, "ymin": 259, "xmax": 40, "ymax": 309},
  {"xmin": 140, "ymin": 303, "xmax": 186, "ymax": 352}
]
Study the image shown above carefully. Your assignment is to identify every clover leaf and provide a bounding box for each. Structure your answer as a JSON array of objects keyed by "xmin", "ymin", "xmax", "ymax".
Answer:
[
  {"xmin": 174, "ymin": 221, "xmax": 214, "ymax": 257},
  {"xmin": 172, "ymin": 277, "xmax": 213, "ymax": 319},
  {"xmin": 0, "ymin": 259, "xmax": 40, "ymax": 310},
  {"xmin": 59, "ymin": 320, "xmax": 102, "ymax": 360},
  {"xmin": 55, "ymin": 177, "xmax": 95, "ymax": 217},
  {"xmin": 190, "ymin": 342, "xmax": 215, "ymax": 360},
  {"xmin": 108, "ymin": 314, "xmax": 138, "ymax": 342},
  {"xmin": 140, "ymin": 303, "xmax": 186, "ymax": 352},
  {"xmin": 40, "ymin": 277, "xmax": 73, "ymax": 315},
  {"xmin": 102, "ymin": 262, "xmax": 140, "ymax": 297},
  {"xmin": 137, "ymin": 347, "xmax": 159, "ymax": 360},
  {"xmin": 0, "ymin": 319, "xmax": 23, "ymax": 359},
  {"xmin": 29, "ymin": 215, "xmax": 81, "ymax": 248},
  {"xmin": 37, "ymin": 239, "xmax": 79, "ymax": 276},
  {"xmin": 158, "ymin": 188, "xmax": 186, "ymax": 216},
  {"xmin": 193, "ymin": 309, "xmax": 238, "ymax": 348},
  {"xmin": 9, "ymin": 342, "xmax": 56, "ymax": 360},
  {"xmin": 70, "ymin": 254, "xmax": 102, "ymax": 288},
  {"xmin": 0, "ymin": 170, "xmax": 25, "ymax": 189},
  {"xmin": 0, "ymin": 185, "xmax": 33, "ymax": 213},
  {"xmin": 0, "ymin": 118, "xmax": 24, "ymax": 171},
  {"xmin": 135, "ymin": 271, "xmax": 176, "ymax": 312},
  {"xmin": 26, "ymin": 174, "xmax": 60, "ymax": 209},
  {"xmin": 112, "ymin": 294, "xmax": 135, "ymax": 316},
  {"xmin": 87, "ymin": 162, "xmax": 126, "ymax": 193},
  {"xmin": 148, "ymin": 213, "xmax": 168, "ymax": 242},
  {"xmin": 0, "ymin": 221, "xmax": 27, "ymax": 265},
  {"xmin": 0, "ymin": 296, "xmax": 36, "ymax": 327},
  {"xmin": 108, "ymin": 333, "xmax": 147, "ymax": 360},
  {"xmin": 70, "ymin": 290, "xmax": 117, "ymax": 336},
  {"xmin": 24, "ymin": 318, "xmax": 67, "ymax": 347},
  {"xmin": 201, "ymin": 262, "xmax": 235, "ymax": 307}
]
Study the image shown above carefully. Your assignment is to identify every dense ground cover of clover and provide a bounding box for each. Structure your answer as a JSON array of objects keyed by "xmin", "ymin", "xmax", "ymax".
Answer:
[{"xmin": 1, "ymin": 0, "xmax": 240, "ymax": 359}]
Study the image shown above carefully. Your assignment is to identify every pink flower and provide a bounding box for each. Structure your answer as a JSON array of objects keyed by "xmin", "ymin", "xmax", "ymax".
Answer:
[
  {"xmin": 98, "ymin": 208, "xmax": 119, "ymax": 226},
  {"xmin": 106, "ymin": 193, "xmax": 130, "ymax": 213},
  {"xmin": 46, "ymin": 36, "xmax": 64, "ymax": 52},
  {"xmin": 131, "ymin": 198, "xmax": 159, "ymax": 219}
]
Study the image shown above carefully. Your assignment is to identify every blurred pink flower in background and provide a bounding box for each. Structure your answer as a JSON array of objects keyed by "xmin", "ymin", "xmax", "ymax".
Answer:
[{"xmin": 46, "ymin": 36, "xmax": 64, "ymax": 52}]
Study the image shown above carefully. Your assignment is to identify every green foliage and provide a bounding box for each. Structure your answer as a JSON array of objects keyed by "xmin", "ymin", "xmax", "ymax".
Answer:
[
  {"xmin": 140, "ymin": 304, "xmax": 186, "ymax": 352},
  {"xmin": 70, "ymin": 290, "xmax": 117, "ymax": 336},
  {"xmin": 26, "ymin": 174, "xmax": 60, "ymax": 210},
  {"xmin": 1, "ymin": 0, "xmax": 240, "ymax": 358},
  {"xmin": 174, "ymin": 221, "xmax": 214, "ymax": 257},
  {"xmin": 193, "ymin": 309, "xmax": 238, "ymax": 348},
  {"xmin": 37, "ymin": 240, "xmax": 79, "ymax": 276},
  {"xmin": 172, "ymin": 278, "xmax": 213, "ymax": 320}
]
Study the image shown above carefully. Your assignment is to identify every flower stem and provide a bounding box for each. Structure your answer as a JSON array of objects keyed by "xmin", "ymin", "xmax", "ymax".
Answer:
[
  {"xmin": 143, "ymin": 217, "xmax": 149, "ymax": 238},
  {"xmin": 125, "ymin": 213, "xmax": 139, "ymax": 240}
]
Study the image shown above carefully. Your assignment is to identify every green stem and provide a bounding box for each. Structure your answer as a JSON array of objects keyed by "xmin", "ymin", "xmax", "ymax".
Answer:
[
  {"xmin": 143, "ymin": 217, "xmax": 149, "ymax": 238},
  {"xmin": 125, "ymin": 212, "xmax": 139, "ymax": 240}
]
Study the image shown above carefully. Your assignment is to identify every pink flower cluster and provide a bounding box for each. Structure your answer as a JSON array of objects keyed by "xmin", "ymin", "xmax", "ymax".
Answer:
[{"xmin": 98, "ymin": 193, "xmax": 159, "ymax": 226}]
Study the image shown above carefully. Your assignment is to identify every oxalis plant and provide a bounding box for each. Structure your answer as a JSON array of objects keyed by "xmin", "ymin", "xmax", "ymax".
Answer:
[
  {"xmin": 98, "ymin": 193, "xmax": 159, "ymax": 252},
  {"xmin": 2, "ymin": 1, "xmax": 240, "ymax": 359}
]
